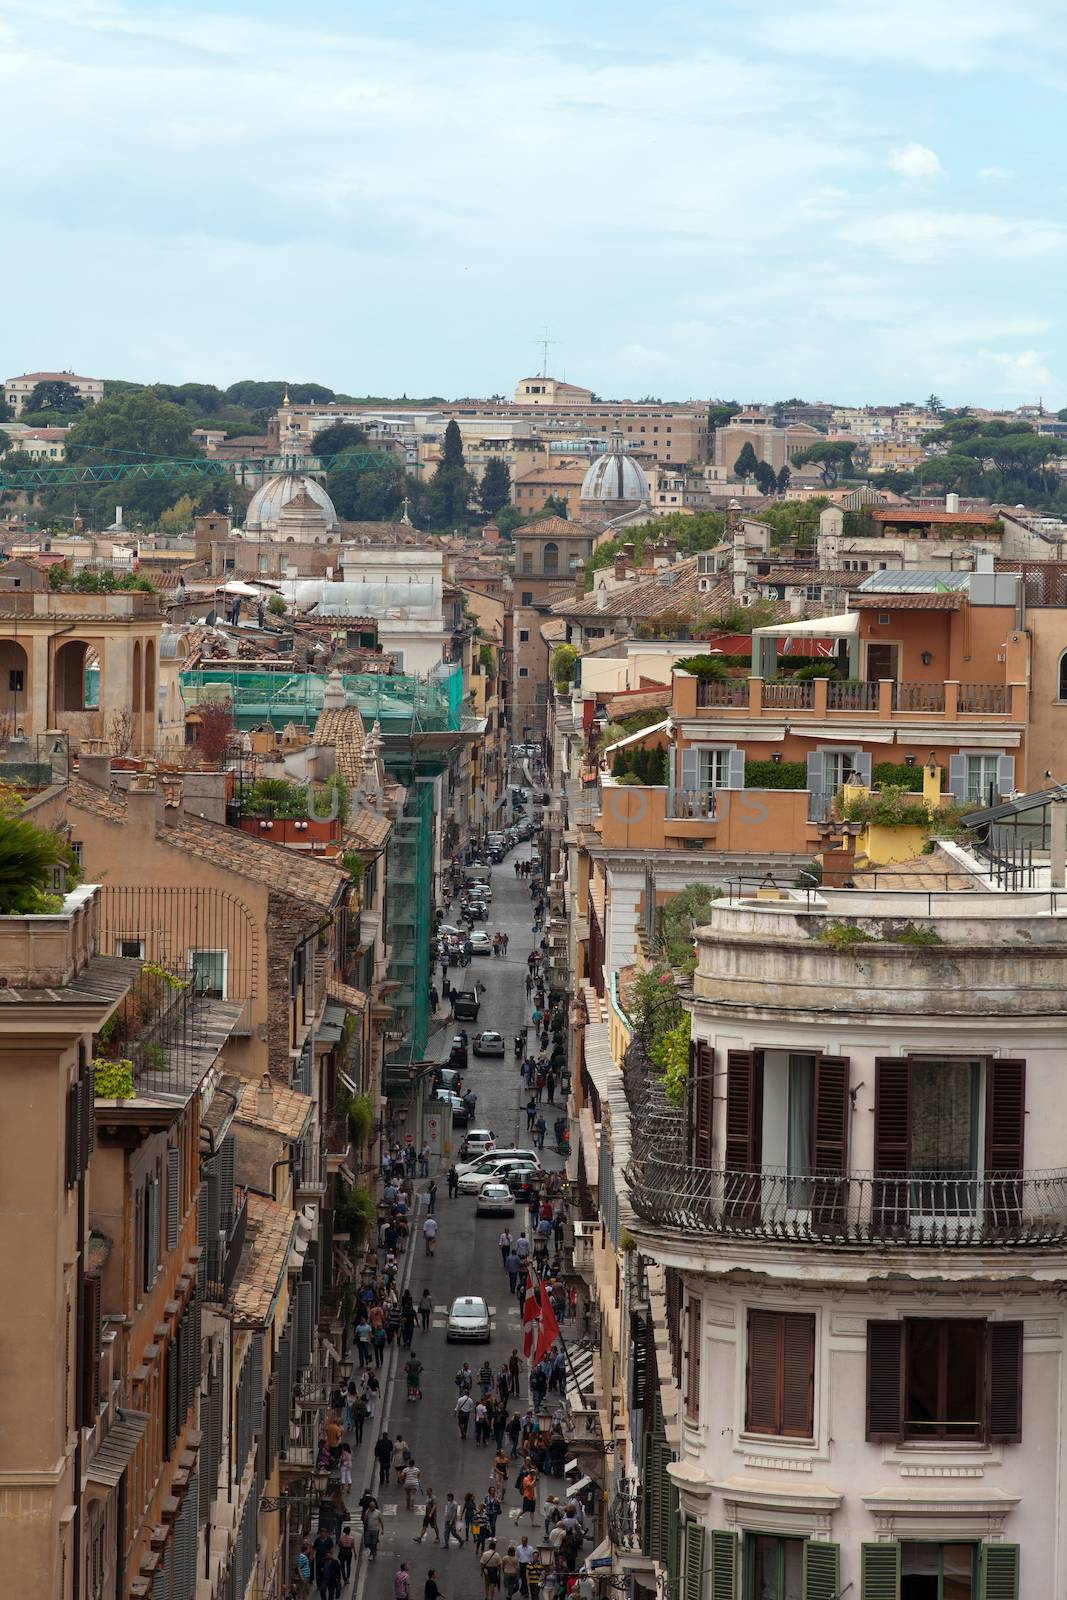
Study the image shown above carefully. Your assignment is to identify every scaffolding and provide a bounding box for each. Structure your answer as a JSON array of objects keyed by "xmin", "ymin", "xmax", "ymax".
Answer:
[
  {"xmin": 384, "ymin": 772, "xmax": 435, "ymax": 1066},
  {"xmin": 179, "ymin": 663, "xmax": 463, "ymax": 734}
]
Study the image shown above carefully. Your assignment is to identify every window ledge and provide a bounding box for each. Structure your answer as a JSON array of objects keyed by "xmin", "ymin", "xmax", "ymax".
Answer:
[
  {"xmin": 861, "ymin": 1487, "xmax": 1020, "ymax": 1542},
  {"xmin": 712, "ymin": 1478, "xmax": 843, "ymax": 1541}
]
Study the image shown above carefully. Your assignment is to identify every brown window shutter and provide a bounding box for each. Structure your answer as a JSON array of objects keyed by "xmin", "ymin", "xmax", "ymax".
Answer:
[
  {"xmin": 725, "ymin": 1051, "xmax": 762, "ymax": 1169},
  {"xmin": 986, "ymin": 1321, "xmax": 1023, "ymax": 1443},
  {"xmin": 691, "ymin": 1042, "xmax": 714, "ymax": 1168},
  {"xmin": 779, "ymin": 1313, "xmax": 815, "ymax": 1437},
  {"xmin": 812, "ymin": 1055, "xmax": 849, "ymax": 1228},
  {"xmin": 986, "ymin": 1059, "xmax": 1025, "ymax": 1172},
  {"xmin": 873, "ymin": 1058, "xmax": 910, "ymax": 1232},
  {"xmin": 866, "ymin": 1320, "xmax": 904, "ymax": 1441},
  {"xmin": 79, "ymin": 1273, "xmax": 102, "ymax": 1426},
  {"xmin": 685, "ymin": 1298, "xmax": 702, "ymax": 1421},
  {"xmin": 745, "ymin": 1310, "xmax": 780, "ymax": 1433}
]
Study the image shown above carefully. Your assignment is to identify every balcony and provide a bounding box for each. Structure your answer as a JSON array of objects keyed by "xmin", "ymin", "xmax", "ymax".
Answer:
[
  {"xmin": 201, "ymin": 1189, "xmax": 249, "ymax": 1303},
  {"xmin": 675, "ymin": 673, "xmax": 1023, "ymax": 724},
  {"xmin": 625, "ymin": 1156, "xmax": 1067, "ymax": 1248}
]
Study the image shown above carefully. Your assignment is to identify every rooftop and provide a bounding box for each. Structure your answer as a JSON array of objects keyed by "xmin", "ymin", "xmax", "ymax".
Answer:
[
  {"xmin": 230, "ymin": 1193, "xmax": 299, "ymax": 1327},
  {"xmin": 234, "ymin": 1081, "xmax": 313, "ymax": 1141}
]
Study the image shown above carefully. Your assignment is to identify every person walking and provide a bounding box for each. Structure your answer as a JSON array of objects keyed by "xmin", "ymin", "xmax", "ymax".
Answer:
[
  {"xmin": 416, "ymin": 1488, "xmax": 440, "ymax": 1544},
  {"xmin": 318, "ymin": 1550, "xmax": 342, "ymax": 1600},
  {"xmin": 423, "ymin": 1215, "xmax": 438, "ymax": 1256},
  {"xmin": 534, "ymin": 1115, "xmax": 547, "ymax": 1151},
  {"xmin": 375, "ymin": 1431, "xmax": 395, "ymax": 1489},
  {"xmin": 505, "ymin": 1248, "xmax": 521, "ymax": 1293},
  {"xmin": 427, "ymin": 1179, "xmax": 438, "ymax": 1216},
  {"xmin": 517, "ymin": 1468, "xmax": 539, "ymax": 1526},
  {"xmin": 337, "ymin": 1526, "xmax": 355, "ymax": 1589},
  {"xmin": 508, "ymin": 1349, "xmax": 522, "ymax": 1396},
  {"xmin": 338, "ymin": 1442, "xmax": 352, "ymax": 1490},
  {"xmin": 462, "ymin": 1489, "xmax": 477, "ymax": 1544},
  {"xmin": 363, "ymin": 1500, "xmax": 384, "ymax": 1562},
  {"xmin": 394, "ymin": 1562, "xmax": 412, "ymax": 1600},
  {"xmin": 443, "ymin": 1491, "xmax": 463, "ymax": 1547},
  {"xmin": 354, "ymin": 1314, "xmax": 373, "ymax": 1368},
  {"xmin": 419, "ymin": 1144, "xmax": 430, "ymax": 1178},
  {"xmin": 502, "ymin": 1547, "xmax": 521, "ymax": 1599},
  {"xmin": 474, "ymin": 1399, "xmax": 490, "ymax": 1446},
  {"xmin": 456, "ymin": 1391, "xmax": 474, "ymax": 1439},
  {"xmin": 419, "ymin": 1288, "xmax": 433, "ymax": 1332},
  {"xmin": 447, "ymin": 1164, "xmax": 459, "ymax": 1198},
  {"xmin": 498, "ymin": 1227, "xmax": 513, "ymax": 1268},
  {"xmin": 480, "ymin": 1541, "xmax": 504, "ymax": 1599},
  {"xmin": 402, "ymin": 1460, "xmax": 422, "ymax": 1511},
  {"xmin": 425, "ymin": 1573, "xmax": 443, "ymax": 1600}
]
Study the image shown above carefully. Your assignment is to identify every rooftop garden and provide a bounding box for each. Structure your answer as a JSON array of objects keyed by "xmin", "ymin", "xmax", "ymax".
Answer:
[
  {"xmin": 238, "ymin": 774, "xmax": 349, "ymax": 821},
  {"xmin": 0, "ymin": 790, "xmax": 82, "ymax": 914}
]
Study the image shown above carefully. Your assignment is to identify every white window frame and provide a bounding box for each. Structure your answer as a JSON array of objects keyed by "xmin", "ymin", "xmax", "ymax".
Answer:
[
  {"xmin": 115, "ymin": 937, "xmax": 145, "ymax": 958},
  {"xmin": 964, "ymin": 752, "xmax": 999, "ymax": 806},
  {"xmin": 698, "ymin": 747, "xmax": 732, "ymax": 790},
  {"xmin": 189, "ymin": 947, "xmax": 228, "ymax": 998}
]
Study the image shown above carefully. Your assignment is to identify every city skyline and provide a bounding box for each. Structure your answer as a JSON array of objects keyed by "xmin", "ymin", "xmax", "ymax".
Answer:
[{"xmin": 3, "ymin": 0, "xmax": 1066, "ymax": 405}]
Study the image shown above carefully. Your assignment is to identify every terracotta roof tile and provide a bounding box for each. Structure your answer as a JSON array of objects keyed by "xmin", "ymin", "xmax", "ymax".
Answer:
[
  {"xmin": 328, "ymin": 980, "xmax": 368, "ymax": 1012},
  {"xmin": 344, "ymin": 805, "xmax": 391, "ymax": 851},
  {"xmin": 313, "ymin": 704, "xmax": 368, "ymax": 787},
  {"xmin": 870, "ymin": 508, "xmax": 1000, "ymax": 526},
  {"xmin": 230, "ymin": 1194, "xmax": 298, "ymax": 1327},
  {"xmin": 234, "ymin": 1083, "xmax": 313, "ymax": 1141}
]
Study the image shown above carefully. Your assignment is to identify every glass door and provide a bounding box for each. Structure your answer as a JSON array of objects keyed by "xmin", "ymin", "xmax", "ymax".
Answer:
[
  {"xmin": 745, "ymin": 1534, "xmax": 803, "ymax": 1600},
  {"xmin": 901, "ymin": 1543, "xmax": 975, "ymax": 1599}
]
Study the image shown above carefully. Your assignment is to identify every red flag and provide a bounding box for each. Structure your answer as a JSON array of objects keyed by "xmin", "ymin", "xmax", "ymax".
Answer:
[
  {"xmin": 522, "ymin": 1265, "xmax": 541, "ymax": 1360},
  {"xmin": 533, "ymin": 1280, "xmax": 561, "ymax": 1366}
]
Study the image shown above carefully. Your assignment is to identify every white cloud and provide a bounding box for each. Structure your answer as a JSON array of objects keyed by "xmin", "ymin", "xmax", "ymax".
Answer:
[
  {"xmin": 978, "ymin": 165, "xmax": 1014, "ymax": 184},
  {"xmin": 889, "ymin": 143, "xmax": 944, "ymax": 179},
  {"xmin": 840, "ymin": 210, "xmax": 1067, "ymax": 263}
]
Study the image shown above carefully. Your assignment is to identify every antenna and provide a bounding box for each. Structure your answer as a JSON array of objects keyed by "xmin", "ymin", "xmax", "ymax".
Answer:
[{"xmin": 537, "ymin": 327, "xmax": 557, "ymax": 379}]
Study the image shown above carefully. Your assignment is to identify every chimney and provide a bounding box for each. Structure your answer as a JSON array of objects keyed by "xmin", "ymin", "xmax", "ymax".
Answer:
[
  {"xmin": 79, "ymin": 752, "xmax": 112, "ymax": 790},
  {"xmin": 256, "ymin": 1073, "xmax": 274, "ymax": 1122},
  {"xmin": 945, "ymin": 492, "xmax": 960, "ymax": 513},
  {"xmin": 574, "ymin": 560, "xmax": 585, "ymax": 600},
  {"xmin": 819, "ymin": 827, "xmax": 858, "ymax": 888}
]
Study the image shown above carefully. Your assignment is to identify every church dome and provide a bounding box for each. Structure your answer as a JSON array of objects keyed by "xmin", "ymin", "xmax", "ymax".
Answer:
[
  {"xmin": 580, "ymin": 437, "xmax": 649, "ymax": 505},
  {"xmin": 245, "ymin": 472, "xmax": 337, "ymax": 533}
]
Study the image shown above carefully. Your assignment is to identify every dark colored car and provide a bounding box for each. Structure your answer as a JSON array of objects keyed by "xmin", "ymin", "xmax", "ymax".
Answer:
[{"xmin": 452, "ymin": 988, "xmax": 481, "ymax": 1021}]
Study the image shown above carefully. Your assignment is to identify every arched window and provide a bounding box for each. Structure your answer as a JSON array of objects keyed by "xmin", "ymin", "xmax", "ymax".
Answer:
[
  {"xmin": 1059, "ymin": 651, "xmax": 1067, "ymax": 700},
  {"xmin": 543, "ymin": 541, "xmax": 559, "ymax": 575}
]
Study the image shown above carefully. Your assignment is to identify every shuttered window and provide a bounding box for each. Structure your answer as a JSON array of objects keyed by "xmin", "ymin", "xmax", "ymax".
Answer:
[
  {"xmin": 79, "ymin": 1273, "xmax": 102, "ymax": 1426},
  {"xmin": 683, "ymin": 1522, "xmax": 705, "ymax": 1600},
  {"xmin": 860, "ymin": 1542, "xmax": 900, "ymax": 1599},
  {"xmin": 249, "ymin": 1332, "xmax": 265, "ymax": 1436},
  {"xmin": 802, "ymin": 1541, "xmax": 840, "ymax": 1600},
  {"xmin": 685, "ymin": 1297, "xmax": 702, "ymax": 1422},
  {"xmin": 866, "ymin": 1319, "xmax": 1023, "ymax": 1444},
  {"xmin": 296, "ymin": 1280, "xmax": 313, "ymax": 1373},
  {"xmin": 166, "ymin": 1146, "xmax": 181, "ymax": 1252},
  {"xmin": 980, "ymin": 1543, "xmax": 1020, "ymax": 1598},
  {"xmin": 690, "ymin": 1041, "xmax": 714, "ymax": 1168},
  {"xmin": 745, "ymin": 1309, "xmax": 815, "ymax": 1438},
  {"xmin": 217, "ymin": 1135, "xmax": 236, "ymax": 1238},
  {"xmin": 66, "ymin": 1073, "xmax": 93, "ymax": 1190},
  {"xmin": 724, "ymin": 1050, "xmax": 763, "ymax": 1222},
  {"xmin": 709, "ymin": 1530, "xmax": 737, "ymax": 1600}
]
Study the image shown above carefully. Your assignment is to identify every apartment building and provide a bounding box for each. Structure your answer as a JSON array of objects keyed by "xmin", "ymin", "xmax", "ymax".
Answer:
[
  {"xmin": 623, "ymin": 875, "xmax": 1059, "ymax": 1596},
  {"xmin": 512, "ymin": 517, "xmax": 610, "ymax": 742},
  {"xmin": 712, "ymin": 417, "xmax": 822, "ymax": 475},
  {"xmin": 513, "ymin": 462, "xmax": 589, "ymax": 520},
  {"xmin": 460, "ymin": 399, "xmax": 708, "ymax": 467}
]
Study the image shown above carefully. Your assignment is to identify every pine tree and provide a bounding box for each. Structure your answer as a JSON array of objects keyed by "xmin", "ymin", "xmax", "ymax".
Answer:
[
  {"xmin": 479, "ymin": 457, "xmax": 512, "ymax": 518},
  {"xmin": 733, "ymin": 441, "xmax": 759, "ymax": 480}
]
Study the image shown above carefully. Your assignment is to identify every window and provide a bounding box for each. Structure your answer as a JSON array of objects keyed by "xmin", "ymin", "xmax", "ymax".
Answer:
[
  {"xmin": 744, "ymin": 1535, "xmax": 804, "ymax": 1599},
  {"xmin": 189, "ymin": 948, "xmax": 227, "ymax": 997},
  {"xmin": 745, "ymin": 1309, "xmax": 815, "ymax": 1437},
  {"xmin": 543, "ymin": 542, "xmax": 559, "ymax": 575},
  {"xmin": 685, "ymin": 1297, "xmax": 701, "ymax": 1421},
  {"xmin": 7, "ymin": 668, "xmax": 23, "ymax": 692},
  {"xmin": 1059, "ymin": 652, "xmax": 1067, "ymax": 700},
  {"xmin": 116, "ymin": 937, "xmax": 145, "ymax": 958},
  {"xmin": 522, "ymin": 553, "xmax": 533, "ymax": 574},
  {"xmin": 519, "ymin": 630, "xmax": 530, "ymax": 643},
  {"xmin": 522, "ymin": 592, "xmax": 533, "ymax": 606},
  {"xmin": 698, "ymin": 748, "xmax": 731, "ymax": 790},
  {"xmin": 519, "ymin": 667, "xmax": 529, "ymax": 678},
  {"xmin": 900, "ymin": 1543, "xmax": 976, "ymax": 1598},
  {"xmin": 866, "ymin": 1318, "xmax": 1022, "ymax": 1443},
  {"xmin": 965, "ymin": 753, "xmax": 999, "ymax": 805}
]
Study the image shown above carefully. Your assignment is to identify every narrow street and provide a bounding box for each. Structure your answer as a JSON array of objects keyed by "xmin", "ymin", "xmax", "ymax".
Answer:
[{"xmin": 353, "ymin": 833, "xmax": 568, "ymax": 1600}]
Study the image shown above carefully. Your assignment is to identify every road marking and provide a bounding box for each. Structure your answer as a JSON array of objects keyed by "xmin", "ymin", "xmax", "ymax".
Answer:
[{"xmin": 434, "ymin": 1305, "xmax": 447, "ymax": 1314}]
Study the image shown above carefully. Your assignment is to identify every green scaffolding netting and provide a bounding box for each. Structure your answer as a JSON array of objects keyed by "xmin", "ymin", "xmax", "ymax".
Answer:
[{"xmin": 180, "ymin": 663, "xmax": 463, "ymax": 734}]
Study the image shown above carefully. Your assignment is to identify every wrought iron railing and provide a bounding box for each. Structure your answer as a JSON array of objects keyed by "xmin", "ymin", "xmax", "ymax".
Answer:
[
  {"xmin": 608, "ymin": 1483, "xmax": 643, "ymax": 1552},
  {"xmin": 958, "ymin": 683, "xmax": 1011, "ymax": 714},
  {"xmin": 828, "ymin": 680, "xmax": 880, "ymax": 711},
  {"xmin": 202, "ymin": 1190, "xmax": 249, "ymax": 1303},
  {"xmin": 625, "ymin": 1156, "xmax": 1067, "ymax": 1247}
]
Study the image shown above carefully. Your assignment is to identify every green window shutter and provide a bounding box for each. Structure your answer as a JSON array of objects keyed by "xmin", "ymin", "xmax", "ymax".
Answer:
[
  {"xmin": 861, "ymin": 1543, "xmax": 900, "ymax": 1600},
  {"xmin": 803, "ymin": 1541, "xmax": 840, "ymax": 1600},
  {"xmin": 666, "ymin": 1483, "xmax": 680, "ymax": 1590},
  {"xmin": 709, "ymin": 1530, "xmax": 737, "ymax": 1600},
  {"xmin": 684, "ymin": 1522, "xmax": 706, "ymax": 1600},
  {"xmin": 979, "ymin": 1544, "xmax": 1020, "ymax": 1600},
  {"xmin": 641, "ymin": 1431, "xmax": 653, "ymax": 1553}
]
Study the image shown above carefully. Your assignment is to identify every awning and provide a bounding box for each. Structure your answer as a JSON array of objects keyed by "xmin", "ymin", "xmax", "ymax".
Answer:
[
  {"xmin": 603, "ymin": 719, "xmax": 669, "ymax": 755},
  {"xmin": 86, "ymin": 1410, "xmax": 150, "ymax": 1488},
  {"xmin": 753, "ymin": 610, "xmax": 859, "ymax": 639},
  {"xmin": 338, "ymin": 1068, "xmax": 359, "ymax": 1097},
  {"xmin": 584, "ymin": 1539, "xmax": 612, "ymax": 1571},
  {"xmin": 565, "ymin": 1344, "xmax": 597, "ymax": 1406},
  {"xmin": 316, "ymin": 1023, "xmax": 344, "ymax": 1044}
]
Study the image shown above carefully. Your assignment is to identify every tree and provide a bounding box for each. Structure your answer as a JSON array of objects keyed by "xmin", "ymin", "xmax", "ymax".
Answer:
[
  {"xmin": 51, "ymin": 390, "xmax": 207, "ymax": 526},
  {"xmin": 25, "ymin": 380, "xmax": 84, "ymax": 416},
  {"xmin": 312, "ymin": 422, "xmax": 368, "ymax": 458},
  {"xmin": 496, "ymin": 505, "xmax": 522, "ymax": 538},
  {"xmin": 0, "ymin": 397, "xmax": 11, "ymax": 422},
  {"xmin": 551, "ymin": 643, "xmax": 578, "ymax": 689},
  {"xmin": 327, "ymin": 455, "xmax": 418, "ymax": 521},
  {"xmin": 0, "ymin": 429, "xmax": 9, "ymax": 456},
  {"xmin": 425, "ymin": 420, "xmax": 476, "ymax": 529},
  {"xmin": 479, "ymin": 457, "xmax": 512, "ymax": 519},
  {"xmin": 708, "ymin": 401, "xmax": 740, "ymax": 430},
  {"xmin": 756, "ymin": 496, "xmax": 827, "ymax": 549},
  {"xmin": 776, "ymin": 464, "xmax": 791, "ymax": 493},
  {"xmin": 753, "ymin": 460, "xmax": 778, "ymax": 496},
  {"xmin": 733, "ymin": 441, "xmax": 760, "ymax": 481},
  {"xmin": 541, "ymin": 494, "xmax": 568, "ymax": 519},
  {"xmin": 926, "ymin": 394, "xmax": 943, "ymax": 415},
  {"xmin": 157, "ymin": 494, "xmax": 196, "ymax": 534},
  {"xmin": 792, "ymin": 440, "xmax": 855, "ymax": 486}
]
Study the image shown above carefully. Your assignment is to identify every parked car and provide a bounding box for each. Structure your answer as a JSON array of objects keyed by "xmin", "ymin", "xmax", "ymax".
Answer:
[
  {"xmin": 468, "ymin": 931, "xmax": 493, "ymax": 955},
  {"xmin": 446, "ymin": 1295, "xmax": 491, "ymax": 1342},
  {"xmin": 503, "ymin": 1162, "xmax": 543, "ymax": 1198},
  {"xmin": 473, "ymin": 1030, "xmax": 506, "ymax": 1058},
  {"xmin": 468, "ymin": 883, "xmax": 492, "ymax": 901},
  {"xmin": 455, "ymin": 1147, "xmax": 540, "ymax": 1177},
  {"xmin": 452, "ymin": 989, "xmax": 481, "ymax": 1021},
  {"xmin": 456, "ymin": 1152, "xmax": 542, "ymax": 1192},
  {"xmin": 462, "ymin": 900, "xmax": 489, "ymax": 922},
  {"xmin": 436, "ymin": 1066, "xmax": 463, "ymax": 1095},
  {"xmin": 448, "ymin": 1037, "xmax": 469, "ymax": 1068},
  {"xmin": 476, "ymin": 1182, "xmax": 516, "ymax": 1217},
  {"xmin": 460, "ymin": 1128, "xmax": 496, "ymax": 1159},
  {"xmin": 432, "ymin": 1090, "xmax": 468, "ymax": 1125},
  {"xmin": 439, "ymin": 923, "xmax": 464, "ymax": 939}
]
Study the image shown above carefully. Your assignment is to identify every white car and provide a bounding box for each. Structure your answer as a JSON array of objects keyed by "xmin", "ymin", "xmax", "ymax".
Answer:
[
  {"xmin": 446, "ymin": 1295, "xmax": 491, "ymax": 1342},
  {"xmin": 469, "ymin": 931, "xmax": 493, "ymax": 955},
  {"xmin": 468, "ymin": 884, "xmax": 492, "ymax": 901},
  {"xmin": 473, "ymin": 1031, "xmax": 506, "ymax": 1058},
  {"xmin": 476, "ymin": 1182, "xmax": 516, "ymax": 1217},
  {"xmin": 455, "ymin": 1147, "xmax": 540, "ymax": 1178},
  {"xmin": 460, "ymin": 1128, "xmax": 497, "ymax": 1159},
  {"xmin": 456, "ymin": 1158, "xmax": 529, "ymax": 1193}
]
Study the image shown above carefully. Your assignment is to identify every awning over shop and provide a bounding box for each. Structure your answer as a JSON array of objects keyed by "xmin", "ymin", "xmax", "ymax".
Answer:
[{"xmin": 86, "ymin": 1410, "xmax": 150, "ymax": 1488}]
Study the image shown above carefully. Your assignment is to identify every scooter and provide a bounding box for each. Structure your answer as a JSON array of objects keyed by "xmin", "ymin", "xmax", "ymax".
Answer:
[{"xmin": 514, "ymin": 1033, "xmax": 525, "ymax": 1058}]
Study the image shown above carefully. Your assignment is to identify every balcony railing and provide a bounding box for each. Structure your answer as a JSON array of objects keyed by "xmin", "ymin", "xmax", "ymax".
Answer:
[
  {"xmin": 828, "ymin": 680, "xmax": 880, "ymax": 711},
  {"xmin": 893, "ymin": 681, "xmax": 946, "ymax": 712},
  {"xmin": 667, "ymin": 787, "xmax": 717, "ymax": 821},
  {"xmin": 762, "ymin": 681, "xmax": 813, "ymax": 709},
  {"xmin": 625, "ymin": 1157, "xmax": 1067, "ymax": 1247},
  {"xmin": 201, "ymin": 1190, "xmax": 249, "ymax": 1303},
  {"xmin": 696, "ymin": 679, "xmax": 749, "ymax": 708},
  {"xmin": 959, "ymin": 682, "xmax": 1011, "ymax": 713}
]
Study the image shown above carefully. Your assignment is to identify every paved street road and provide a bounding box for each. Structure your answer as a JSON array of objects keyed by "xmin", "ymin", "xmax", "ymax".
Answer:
[{"xmin": 354, "ymin": 834, "xmax": 566, "ymax": 1600}]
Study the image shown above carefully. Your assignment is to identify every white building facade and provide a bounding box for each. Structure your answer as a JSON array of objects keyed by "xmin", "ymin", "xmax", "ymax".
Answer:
[{"xmin": 624, "ymin": 887, "xmax": 1067, "ymax": 1599}]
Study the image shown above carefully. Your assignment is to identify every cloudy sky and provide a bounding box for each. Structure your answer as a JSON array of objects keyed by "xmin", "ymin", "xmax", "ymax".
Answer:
[{"xmin": 4, "ymin": 0, "xmax": 1065, "ymax": 406}]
